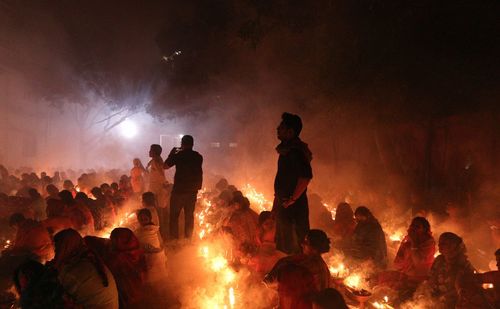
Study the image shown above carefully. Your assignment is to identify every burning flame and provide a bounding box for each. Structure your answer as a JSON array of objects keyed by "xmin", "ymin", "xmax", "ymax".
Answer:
[
  {"xmin": 372, "ymin": 295, "xmax": 394, "ymax": 309},
  {"xmin": 322, "ymin": 202, "xmax": 337, "ymax": 220},
  {"xmin": 329, "ymin": 262, "xmax": 348, "ymax": 278},
  {"xmin": 389, "ymin": 231, "xmax": 403, "ymax": 242},
  {"xmin": 241, "ymin": 184, "xmax": 272, "ymax": 213},
  {"xmin": 196, "ymin": 243, "xmax": 239, "ymax": 308},
  {"xmin": 344, "ymin": 274, "xmax": 362, "ymax": 289},
  {"xmin": 483, "ymin": 283, "xmax": 494, "ymax": 289}
]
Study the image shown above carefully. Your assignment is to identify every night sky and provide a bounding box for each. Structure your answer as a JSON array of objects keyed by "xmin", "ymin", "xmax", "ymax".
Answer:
[{"xmin": 2, "ymin": 0, "xmax": 498, "ymax": 119}]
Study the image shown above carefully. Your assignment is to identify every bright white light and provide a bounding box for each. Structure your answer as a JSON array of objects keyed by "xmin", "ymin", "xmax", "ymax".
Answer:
[
  {"xmin": 120, "ymin": 120, "xmax": 138, "ymax": 138},
  {"xmin": 178, "ymin": 134, "xmax": 184, "ymax": 139}
]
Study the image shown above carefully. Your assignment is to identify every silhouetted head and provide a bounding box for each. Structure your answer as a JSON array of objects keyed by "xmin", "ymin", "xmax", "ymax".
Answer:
[
  {"xmin": 438, "ymin": 232, "xmax": 466, "ymax": 260},
  {"xmin": 137, "ymin": 208, "xmax": 153, "ymax": 226},
  {"xmin": 408, "ymin": 216, "xmax": 431, "ymax": 240},
  {"xmin": 46, "ymin": 184, "xmax": 59, "ymax": 197},
  {"xmin": 302, "ymin": 229, "xmax": 330, "ymax": 255},
  {"xmin": 215, "ymin": 178, "xmax": 228, "ymax": 192},
  {"xmin": 181, "ymin": 135, "xmax": 194, "ymax": 149},
  {"xmin": 149, "ymin": 144, "xmax": 162, "ymax": 157},
  {"xmin": 142, "ymin": 192, "xmax": 156, "ymax": 207},
  {"xmin": 277, "ymin": 112, "xmax": 303, "ymax": 141},
  {"xmin": 354, "ymin": 206, "xmax": 374, "ymax": 223},
  {"xmin": 63, "ymin": 180, "xmax": 74, "ymax": 190},
  {"xmin": 230, "ymin": 191, "xmax": 250, "ymax": 210},
  {"xmin": 58, "ymin": 190, "xmax": 74, "ymax": 206},
  {"xmin": 28, "ymin": 188, "xmax": 40, "ymax": 199}
]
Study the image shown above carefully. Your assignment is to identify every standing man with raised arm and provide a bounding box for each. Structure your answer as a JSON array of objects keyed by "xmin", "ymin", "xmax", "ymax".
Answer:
[
  {"xmin": 273, "ymin": 113, "xmax": 313, "ymax": 254},
  {"xmin": 164, "ymin": 135, "xmax": 203, "ymax": 241}
]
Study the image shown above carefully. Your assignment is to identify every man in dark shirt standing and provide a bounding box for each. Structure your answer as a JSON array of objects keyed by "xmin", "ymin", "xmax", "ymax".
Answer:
[
  {"xmin": 273, "ymin": 113, "xmax": 313, "ymax": 254},
  {"xmin": 164, "ymin": 135, "xmax": 203, "ymax": 240}
]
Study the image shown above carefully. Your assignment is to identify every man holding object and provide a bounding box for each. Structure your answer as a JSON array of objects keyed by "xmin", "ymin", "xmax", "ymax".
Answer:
[{"xmin": 164, "ymin": 135, "xmax": 203, "ymax": 240}]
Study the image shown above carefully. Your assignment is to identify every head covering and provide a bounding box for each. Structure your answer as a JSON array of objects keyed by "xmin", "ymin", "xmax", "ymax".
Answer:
[
  {"xmin": 307, "ymin": 229, "xmax": 331, "ymax": 254},
  {"xmin": 110, "ymin": 228, "xmax": 141, "ymax": 252},
  {"xmin": 439, "ymin": 232, "xmax": 467, "ymax": 256},
  {"xmin": 53, "ymin": 229, "xmax": 109, "ymax": 287}
]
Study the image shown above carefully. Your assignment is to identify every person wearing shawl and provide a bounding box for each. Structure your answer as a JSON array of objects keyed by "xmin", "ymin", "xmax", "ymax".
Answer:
[
  {"xmin": 394, "ymin": 217, "xmax": 436, "ymax": 282},
  {"xmin": 134, "ymin": 209, "xmax": 167, "ymax": 284},
  {"xmin": 376, "ymin": 217, "xmax": 436, "ymax": 300},
  {"xmin": 331, "ymin": 202, "xmax": 356, "ymax": 253},
  {"xmin": 9, "ymin": 213, "xmax": 54, "ymax": 263},
  {"xmin": 428, "ymin": 232, "xmax": 492, "ymax": 308},
  {"xmin": 130, "ymin": 158, "xmax": 146, "ymax": 195},
  {"xmin": 52, "ymin": 229, "xmax": 118, "ymax": 309},
  {"xmin": 273, "ymin": 112, "xmax": 313, "ymax": 254},
  {"xmin": 42, "ymin": 198, "xmax": 76, "ymax": 236},
  {"xmin": 106, "ymin": 228, "xmax": 147, "ymax": 308},
  {"xmin": 223, "ymin": 192, "xmax": 259, "ymax": 248},
  {"xmin": 350, "ymin": 206, "xmax": 388, "ymax": 269}
]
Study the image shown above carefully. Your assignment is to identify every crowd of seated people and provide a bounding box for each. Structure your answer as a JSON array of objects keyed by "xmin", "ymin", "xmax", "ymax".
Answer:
[{"xmin": 0, "ymin": 165, "xmax": 499, "ymax": 309}]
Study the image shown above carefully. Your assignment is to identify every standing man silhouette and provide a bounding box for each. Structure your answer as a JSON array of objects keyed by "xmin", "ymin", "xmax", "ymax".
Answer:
[
  {"xmin": 273, "ymin": 113, "xmax": 313, "ymax": 254},
  {"xmin": 164, "ymin": 135, "xmax": 203, "ymax": 240}
]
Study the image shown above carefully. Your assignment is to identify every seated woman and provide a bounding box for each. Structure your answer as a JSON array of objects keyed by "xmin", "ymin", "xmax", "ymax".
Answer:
[
  {"xmin": 134, "ymin": 208, "xmax": 167, "ymax": 283},
  {"xmin": 106, "ymin": 228, "xmax": 147, "ymax": 308},
  {"xmin": 248, "ymin": 211, "xmax": 286, "ymax": 276},
  {"xmin": 428, "ymin": 232, "xmax": 491, "ymax": 308},
  {"xmin": 52, "ymin": 229, "xmax": 119, "ymax": 309},
  {"xmin": 223, "ymin": 192, "xmax": 259, "ymax": 248},
  {"xmin": 265, "ymin": 229, "xmax": 331, "ymax": 292},
  {"xmin": 42, "ymin": 199, "xmax": 76, "ymax": 236},
  {"xmin": 349, "ymin": 206, "xmax": 387, "ymax": 269},
  {"xmin": 331, "ymin": 202, "xmax": 356, "ymax": 254},
  {"xmin": 9, "ymin": 213, "xmax": 54, "ymax": 263},
  {"xmin": 376, "ymin": 217, "xmax": 436, "ymax": 300}
]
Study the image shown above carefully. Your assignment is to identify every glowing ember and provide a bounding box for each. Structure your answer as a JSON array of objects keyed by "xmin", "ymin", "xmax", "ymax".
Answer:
[
  {"xmin": 483, "ymin": 283, "xmax": 494, "ymax": 289},
  {"xmin": 322, "ymin": 202, "xmax": 337, "ymax": 220},
  {"xmin": 210, "ymin": 255, "xmax": 228, "ymax": 272},
  {"xmin": 3, "ymin": 239, "xmax": 11, "ymax": 249},
  {"xmin": 329, "ymin": 262, "xmax": 348, "ymax": 278},
  {"xmin": 389, "ymin": 231, "xmax": 403, "ymax": 242},
  {"xmin": 196, "ymin": 241, "xmax": 240, "ymax": 308},
  {"xmin": 344, "ymin": 274, "xmax": 362, "ymax": 289},
  {"xmin": 372, "ymin": 295, "xmax": 394, "ymax": 309},
  {"xmin": 228, "ymin": 287, "xmax": 235, "ymax": 308}
]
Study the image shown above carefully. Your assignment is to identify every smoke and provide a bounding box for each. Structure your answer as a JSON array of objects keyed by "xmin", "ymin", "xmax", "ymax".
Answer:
[{"xmin": 1, "ymin": 2, "xmax": 500, "ymax": 300}]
